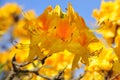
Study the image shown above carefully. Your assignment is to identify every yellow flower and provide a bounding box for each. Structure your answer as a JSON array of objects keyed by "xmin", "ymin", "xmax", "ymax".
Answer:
[
  {"xmin": 40, "ymin": 50, "xmax": 73, "ymax": 80},
  {"xmin": 25, "ymin": 3, "xmax": 99, "ymax": 70},
  {"xmin": 92, "ymin": 0, "xmax": 120, "ymax": 45},
  {"xmin": 84, "ymin": 46, "xmax": 117, "ymax": 80},
  {"xmin": 0, "ymin": 3, "xmax": 21, "ymax": 35}
]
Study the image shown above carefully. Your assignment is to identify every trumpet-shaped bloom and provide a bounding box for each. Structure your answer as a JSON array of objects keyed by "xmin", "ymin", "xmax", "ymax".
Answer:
[{"xmin": 25, "ymin": 3, "xmax": 98, "ymax": 70}]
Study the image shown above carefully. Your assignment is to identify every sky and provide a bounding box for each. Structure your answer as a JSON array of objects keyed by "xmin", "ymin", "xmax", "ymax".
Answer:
[{"xmin": 0, "ymin": 0, "xmax": 101, "ymax": 26}]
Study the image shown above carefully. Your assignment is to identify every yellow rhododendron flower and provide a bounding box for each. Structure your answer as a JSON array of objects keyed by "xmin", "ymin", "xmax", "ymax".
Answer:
[
  {"xmin": 92, "ymin": 0, "xmax": 120, "ymax": 46},
  {"xmin": 84, "ymin": 47, "xmax": 117, "ymax": 80},
  {"xmin": 39, "ymin": 50, "xmax": 73, "ymax": 80},
  {"xmin": 1, "ymin": 1, "xmax": 120, "ymax": 80},
  {"xmin": 25, "ymin": 3, "xmax": 98, "ymax": 70}
]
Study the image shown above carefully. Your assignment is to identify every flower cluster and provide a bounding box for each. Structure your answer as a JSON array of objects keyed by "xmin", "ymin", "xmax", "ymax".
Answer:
[{"xmin": 0, "ymin": 1, "xmax": 120, "ymax": 80}]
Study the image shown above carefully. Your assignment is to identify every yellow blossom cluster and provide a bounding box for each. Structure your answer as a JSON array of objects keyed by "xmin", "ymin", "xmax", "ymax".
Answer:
[
  {"xmin": 93, "ymin": 0, "xmax": 120, "ymax": 46},
  {"xmin": 0, "ymin": 1, "xmax": 120, "ymax": 80},
  {"xmin": 25, "ymin": 3, "xmax": 99, "ymax": 71},
  {"xmin": 92, "ymin": 0, "xmax": 120, "ymax": 79}
]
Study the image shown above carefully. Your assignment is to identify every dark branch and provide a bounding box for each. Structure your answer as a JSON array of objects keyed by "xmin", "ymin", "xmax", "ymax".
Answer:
[
  {"xmin": 13, "ymin": 56, "xmax": 38, "ymax": 67},
  {"xmin": 5, "ymin": 56, "xmax": 17, "ymax": 80},
  {"xmin": 6, "ymin": 55, "xmax": 53, "ymax": 80},
  {"xmin": 41, "ymin": 55, "xmax": 51, "ymax": 64},
  {"xmin": 6, "ymin": 54, "xmax": 68, "ymax": 80}
]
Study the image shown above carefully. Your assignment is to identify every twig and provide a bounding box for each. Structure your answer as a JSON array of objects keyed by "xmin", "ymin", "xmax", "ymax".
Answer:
[
  {"xmin": 109, "ymin": 72, "xmax": 120, "ymax": 80},
  {"xmin": 6, "ymin": 71, "xmax": 16, "ymax": 80},
  {"xmin": 17, "ymin": 68, "xmax": 52, "ymax": 80},
  {"xmin": 41, "ymin": 55, "xmax": 51, "ymax": 64},
  {"xmin": 52, "ymin": 66, "xmax": 67, "ymax": 80},
  {"xmin": 6, "ymin": 56, "xmax": 18, "ymax": 80},
  {"xmin": 6, "ymin": 55, "xmax": 67, "ymax": 80},
  {"xmin": 13, "ymin": 56, "xmax": 38, "ymax": 67},
  {"xmin": 6, "ymin": 55, "xmax": 53, "ymax": 80}
]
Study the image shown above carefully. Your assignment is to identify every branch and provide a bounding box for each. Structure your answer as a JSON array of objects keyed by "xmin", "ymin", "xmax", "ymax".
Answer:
[
  {"xmin": 109, "ymin": 72, "xmax": 120, "ymax": 80},
  {"xmin": 6, "ymin": 55, "xmax": 67, "ymax": 80},
  {"xmin": 5, "ymin": 55, "xmax": 53, "ymax": 80},
  {"xmin": 17, "ymin": 68, "xmax": 52, "ymax": 80},
  {"xmin": 13, "ymin": 56, "xmax": 38, "ymax": 67},
  {"xmin": 52, "ymin": 66, "xmax": 67, "ymax": 80},
  {"xmin": 5, "ymin": 71, "xmax": 16, "ymax": 80},
  {"xmin": 41, "ymin": 55, "xmax": 51, "ymax": 64},
  {"xmin": 5, "ymin": 56, "xmax": 18, "ymax": 80}
]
